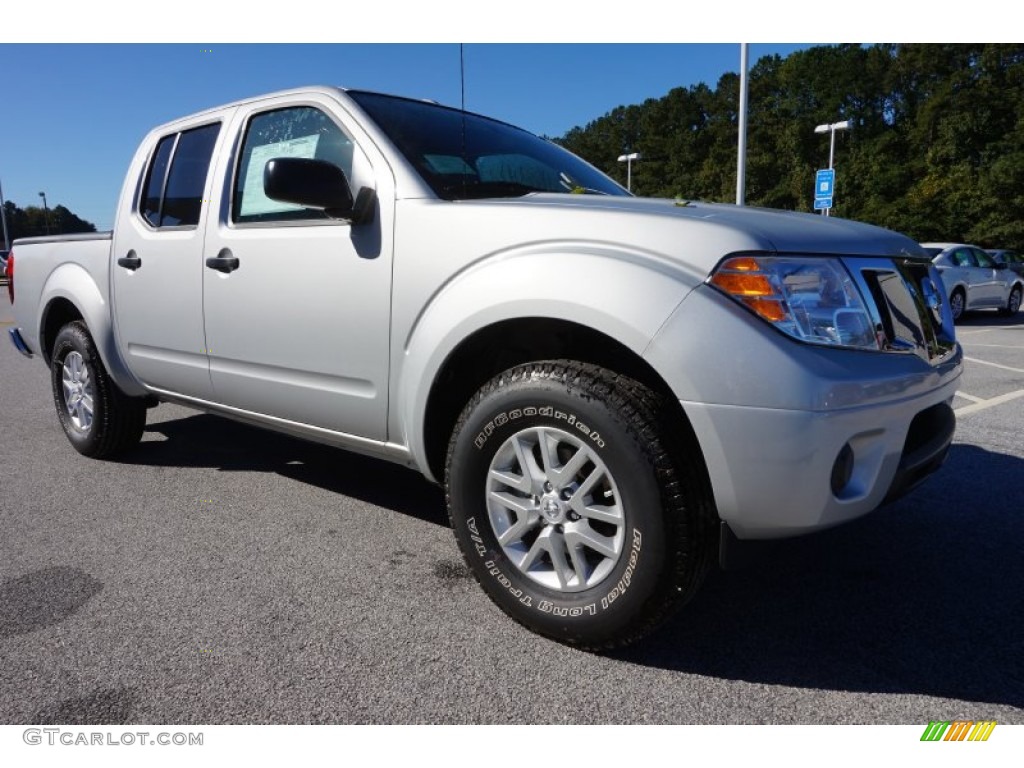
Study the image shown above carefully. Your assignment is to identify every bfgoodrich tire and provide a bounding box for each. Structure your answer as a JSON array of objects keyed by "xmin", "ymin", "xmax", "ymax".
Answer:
[
  {"xmin": 50, "ymin": 321, "xmax": 146, "ymax": 458},
  {"xmin": 445, "ymin": 361, "xmax": 715, "ymax": 650}
]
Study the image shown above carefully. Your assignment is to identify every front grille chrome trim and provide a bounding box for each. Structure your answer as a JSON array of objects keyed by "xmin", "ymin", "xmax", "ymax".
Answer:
[{"xmin": 843, "ymin": 257, "xmax": 958, "ymax": 365}]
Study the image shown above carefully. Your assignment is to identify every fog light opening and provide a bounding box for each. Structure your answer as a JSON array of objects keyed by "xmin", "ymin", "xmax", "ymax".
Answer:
[{"xmin": 831, "ymin": 443, "xmax": 855, "ymax": 496}]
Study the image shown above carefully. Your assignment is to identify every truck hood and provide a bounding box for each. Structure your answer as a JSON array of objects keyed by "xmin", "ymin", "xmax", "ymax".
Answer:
[{"xmin": 508, "ymin": 194, "xmax": 926, "ymax": 260}]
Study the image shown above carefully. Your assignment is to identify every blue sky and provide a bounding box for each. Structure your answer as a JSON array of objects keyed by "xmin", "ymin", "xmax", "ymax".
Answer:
[
  {"xmin": 0, "ymin": 0, "xmax": 988, "ymax": 235},
  {"xmin": 0, "ymin": 43, "xmax": 816, "ymax": 231}
]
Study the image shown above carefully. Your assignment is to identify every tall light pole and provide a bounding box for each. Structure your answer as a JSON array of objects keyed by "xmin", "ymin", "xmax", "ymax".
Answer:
[
  {"xmin": 38, "ymin": 191, "xmax": 51, "ymax": 234},
  {"xmin": 736, "ymin": 43, "xmax": 750, "ymax": 206},
  {"xmin": 0, "ymin": 178, "xmax": 10, "ymax": 252},
  {"xmin": 814, "ymin": 120, "xmax": 850, "ymax": 216},
  {"xmin": 617, "ymin": 152, "xmax": 640, "ymax": 193}
]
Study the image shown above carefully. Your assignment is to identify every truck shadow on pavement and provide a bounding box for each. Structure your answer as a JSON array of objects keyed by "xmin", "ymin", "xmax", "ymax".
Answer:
[
  {"xmin": 618, "ymin": 443, "xmax": 1024, "ymax": 712},
  {"xmin": 123, "ymin": 414, "xmax": 1021, "ymax": 710},
  {"xmin": 124, "ymin": 413, "xmax": 447, "ymax": 528}
]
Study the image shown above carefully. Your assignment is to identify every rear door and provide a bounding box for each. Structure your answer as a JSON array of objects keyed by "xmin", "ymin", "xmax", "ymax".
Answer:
[
  {"xmin": 971, "ymin": 248, "xmax": 1005, "ymax": 306},
  {"xmin": 946, "ymin": 247, "xmax": 987, "ymax": 308},
  {"xmin": 112, "ymin": 118, "xmax": 229, "ymax": 398},
  {"xmin": 200, "ymin": 94, "xmax": 394, "ymax": 439}
]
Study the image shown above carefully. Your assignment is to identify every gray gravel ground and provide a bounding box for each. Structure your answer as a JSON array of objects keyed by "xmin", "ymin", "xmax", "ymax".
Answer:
[{"xmin": 1, "ymin": 302, "xmax": 1022, "ymax": 725}]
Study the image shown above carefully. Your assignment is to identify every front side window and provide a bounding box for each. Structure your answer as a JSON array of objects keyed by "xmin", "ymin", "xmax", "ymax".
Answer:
[
  {"xmin": 952, "ymin": 248, "xmax": 977, "ymax": 268},
  {"xmin": 139, "ymin": 123, "xmax": 220, "ymax": 228},
  {"xmin": 233, "ymin": 106, "xmax": 356, "ymax": 224}
]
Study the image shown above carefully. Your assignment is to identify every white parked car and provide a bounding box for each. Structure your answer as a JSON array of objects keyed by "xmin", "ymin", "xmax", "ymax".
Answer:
[{"xmin": 922, "ymin": 242, "xmax": 1023, "ymax": 320}]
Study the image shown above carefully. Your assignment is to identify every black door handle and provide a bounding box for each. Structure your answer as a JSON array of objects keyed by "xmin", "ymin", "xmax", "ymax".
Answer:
[
  {"xmin": 206, "ymin": 255, "xmax": 240, "ymax": 273},
  {"xmin": 117, "ymin": 252, "xmax": 142, "ymax": 271}
]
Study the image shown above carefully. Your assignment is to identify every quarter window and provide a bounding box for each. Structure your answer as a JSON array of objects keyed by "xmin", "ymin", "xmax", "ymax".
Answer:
[
  {"xmin": 233, "ymin": 106, "xmax": 356, "ymax": 224},
  {"xmin": 139, "ymin": 123, "xmax": 220, "ymax": 228},
  {"xmin": 141, "ymin": 136, "xmax": 175, "ymax": 227}
]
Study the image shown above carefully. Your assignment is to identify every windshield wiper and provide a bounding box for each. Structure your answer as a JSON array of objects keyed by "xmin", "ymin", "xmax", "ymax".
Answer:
[{"xmin": 558, "ymin": 172, "xmax": 611, "ymax": 196}]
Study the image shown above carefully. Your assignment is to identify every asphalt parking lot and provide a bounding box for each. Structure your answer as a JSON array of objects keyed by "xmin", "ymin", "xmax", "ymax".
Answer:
[{"xmin": 0, "ymin": 300, "xmax": 1022, "ymax": 725}]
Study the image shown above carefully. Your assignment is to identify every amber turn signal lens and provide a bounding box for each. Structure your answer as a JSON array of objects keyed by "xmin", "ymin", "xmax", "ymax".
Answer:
[
  {"xmin": 743, "ymin": 297, "xmax": 787, "ymax": 322},
  {"xmin": 710, "ymin": 272, "xmax": 774, "ymax": 297},
  {"xmin": 721, "ymin": 256, "xmax": 761, "ymax": 272}
]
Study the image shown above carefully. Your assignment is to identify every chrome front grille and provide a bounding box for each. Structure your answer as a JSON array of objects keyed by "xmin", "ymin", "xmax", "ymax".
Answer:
[{"xmin": 845, "ymin": 257, "xmax": 958, "ymax": 364}]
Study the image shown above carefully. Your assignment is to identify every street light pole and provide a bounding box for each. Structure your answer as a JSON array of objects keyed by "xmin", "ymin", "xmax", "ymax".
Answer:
[
  {"xmin": 38, "ymin": 191, "xmax": 51, "ymax": 234},
  {"xmin": 617, "ymin": 152, "xmax": 640, "ymax": 193},
  {"xmin": 813, "ymin": 120, "xmax": 850, "ymax": 217},
  {"xmin": 736, "ymin": 43, "xmax": 749, "ymax": 206},
  {"xmin": 0, "ymin": 178, "xmax": 10, "ymax": 252}
]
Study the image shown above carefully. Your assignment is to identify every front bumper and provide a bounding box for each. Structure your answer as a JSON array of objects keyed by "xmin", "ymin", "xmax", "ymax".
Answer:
[{"xmin": 681, "ymin": 386, "xmax": 957, "ymax": 539}]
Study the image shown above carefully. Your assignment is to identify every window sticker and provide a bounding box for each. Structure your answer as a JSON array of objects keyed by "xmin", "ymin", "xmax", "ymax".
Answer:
[{"xmin": 240, "ymin": 134, "xmax": 320, "ymax": 216}]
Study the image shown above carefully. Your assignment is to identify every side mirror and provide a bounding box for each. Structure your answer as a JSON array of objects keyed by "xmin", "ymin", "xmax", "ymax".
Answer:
[{"xmin": 264, "ymin": 157, "xmax": 355, "ymax": 218}]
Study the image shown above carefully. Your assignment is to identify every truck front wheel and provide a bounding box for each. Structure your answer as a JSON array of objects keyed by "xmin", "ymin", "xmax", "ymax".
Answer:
[
  {"xmin": 50, "ymin": 321, "xmax": 146, "ymax": 458},
  {"xmin": 445, "ymin": 361, "xmax": 715, "ymax": 650}
]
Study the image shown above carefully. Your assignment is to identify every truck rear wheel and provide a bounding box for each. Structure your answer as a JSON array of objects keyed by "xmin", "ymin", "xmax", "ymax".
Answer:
[
  {"xmin": 445, "ymin": 361, "xmax": 715, "ymax": 650},
  {"xmin": 50, "ymin": 321, "xmax": 146, "ymax": 458}
]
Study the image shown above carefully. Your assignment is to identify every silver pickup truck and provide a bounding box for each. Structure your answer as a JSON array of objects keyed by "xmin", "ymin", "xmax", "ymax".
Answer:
[{"xmin": 7, "ymin": 86, "xmax": 961, "ymax": 649}]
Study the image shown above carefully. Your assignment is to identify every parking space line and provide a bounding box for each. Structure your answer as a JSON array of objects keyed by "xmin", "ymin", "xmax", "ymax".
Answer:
[
  {"xmin": 954, "ymin": 391, "xmax": 985, "ymax": 403},
  {"xmin": 964, "ymin": 356, "xmax": 1024, "ymax": 374},
  {"xmin": 958, "ymin": 328, "xmax": 999, "ymax": 336},
  {"xmin": 962, "ymin": 343, "xmax": 1024, "ymax": 349},
  {"xmin": 955, "ymin": 388, "xmax": 1024, "ymax": 417}
]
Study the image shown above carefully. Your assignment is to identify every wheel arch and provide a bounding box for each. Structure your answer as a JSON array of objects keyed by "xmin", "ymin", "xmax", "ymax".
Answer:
[
  {"xmin": 37, "ymin": 265, "xmax": 146, "ymax": 396},
  {"xmin": 39, "ymin": 296, "xmax": 84, "ymax": 364},
  {"xmin": 419, "ymin": 317, "xmax": 708, "ymax": 490}
]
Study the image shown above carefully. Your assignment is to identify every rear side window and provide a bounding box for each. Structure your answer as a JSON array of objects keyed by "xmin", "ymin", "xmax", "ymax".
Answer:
[
  {"xmin": 141, "ymin": 136, "xmax": 175, "ymax": 226},
  {"xmin": 139, "ymin": 123, "xmax": 220, "ymax": 228}
]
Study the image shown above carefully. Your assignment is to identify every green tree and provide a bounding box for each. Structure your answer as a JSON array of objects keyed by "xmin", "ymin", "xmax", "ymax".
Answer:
[
  {"xmin": 555, "ymin": 43, "xmax": 1024, "ymax": 251},
  {"xmin": 2, "ymin": 200, "xmax": 97, "ymax": 241}
]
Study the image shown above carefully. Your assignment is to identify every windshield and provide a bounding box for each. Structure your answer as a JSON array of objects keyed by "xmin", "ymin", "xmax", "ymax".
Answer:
[{"xmin": 348, "ymin": 91, "xmax": 628, "ymax": 201}]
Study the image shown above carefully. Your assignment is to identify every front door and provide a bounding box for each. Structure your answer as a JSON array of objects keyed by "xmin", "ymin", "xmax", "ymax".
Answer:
[{"xmin": 201, "ymin": 97, "xmax": 393, "ymax": 440}]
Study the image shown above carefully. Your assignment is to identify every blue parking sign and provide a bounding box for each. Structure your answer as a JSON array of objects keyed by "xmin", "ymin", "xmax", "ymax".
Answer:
[{"xmin": 815, "ymin": 169, "xmax": 835, "ymax": 199}]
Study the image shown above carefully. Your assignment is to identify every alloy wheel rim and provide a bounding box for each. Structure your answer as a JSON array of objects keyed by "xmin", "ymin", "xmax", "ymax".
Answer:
[
  {"xmin": 485, "ymin": 426, "xmax": 625, "ymax": 593},
  {"xmin": 61, "ymin": 351, "xmax": 94, "ymax": 432},
  {"xmin": 951, "ymin": 292, "xmax": 964, "ymax": 318}
]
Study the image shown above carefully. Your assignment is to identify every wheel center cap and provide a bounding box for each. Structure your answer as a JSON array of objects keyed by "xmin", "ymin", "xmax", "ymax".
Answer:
[{"xmin": 540, "ymin": 493, "xmax": 566, "ymax": 524}]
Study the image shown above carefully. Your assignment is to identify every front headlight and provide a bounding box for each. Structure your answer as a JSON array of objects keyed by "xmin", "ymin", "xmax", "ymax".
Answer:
[{"xmin": 708, "ymin": 255, "xmax": 879, "ymax": 351}]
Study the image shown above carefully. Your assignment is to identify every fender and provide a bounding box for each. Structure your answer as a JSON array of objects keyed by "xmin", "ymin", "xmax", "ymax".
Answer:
[
  {"xmin": 393, "ymin": 244, "xmax": 699, "ymax": 480},
  {"xmin": 38, "ymin": 263, "xmax": 147, "ymax": 397}
]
